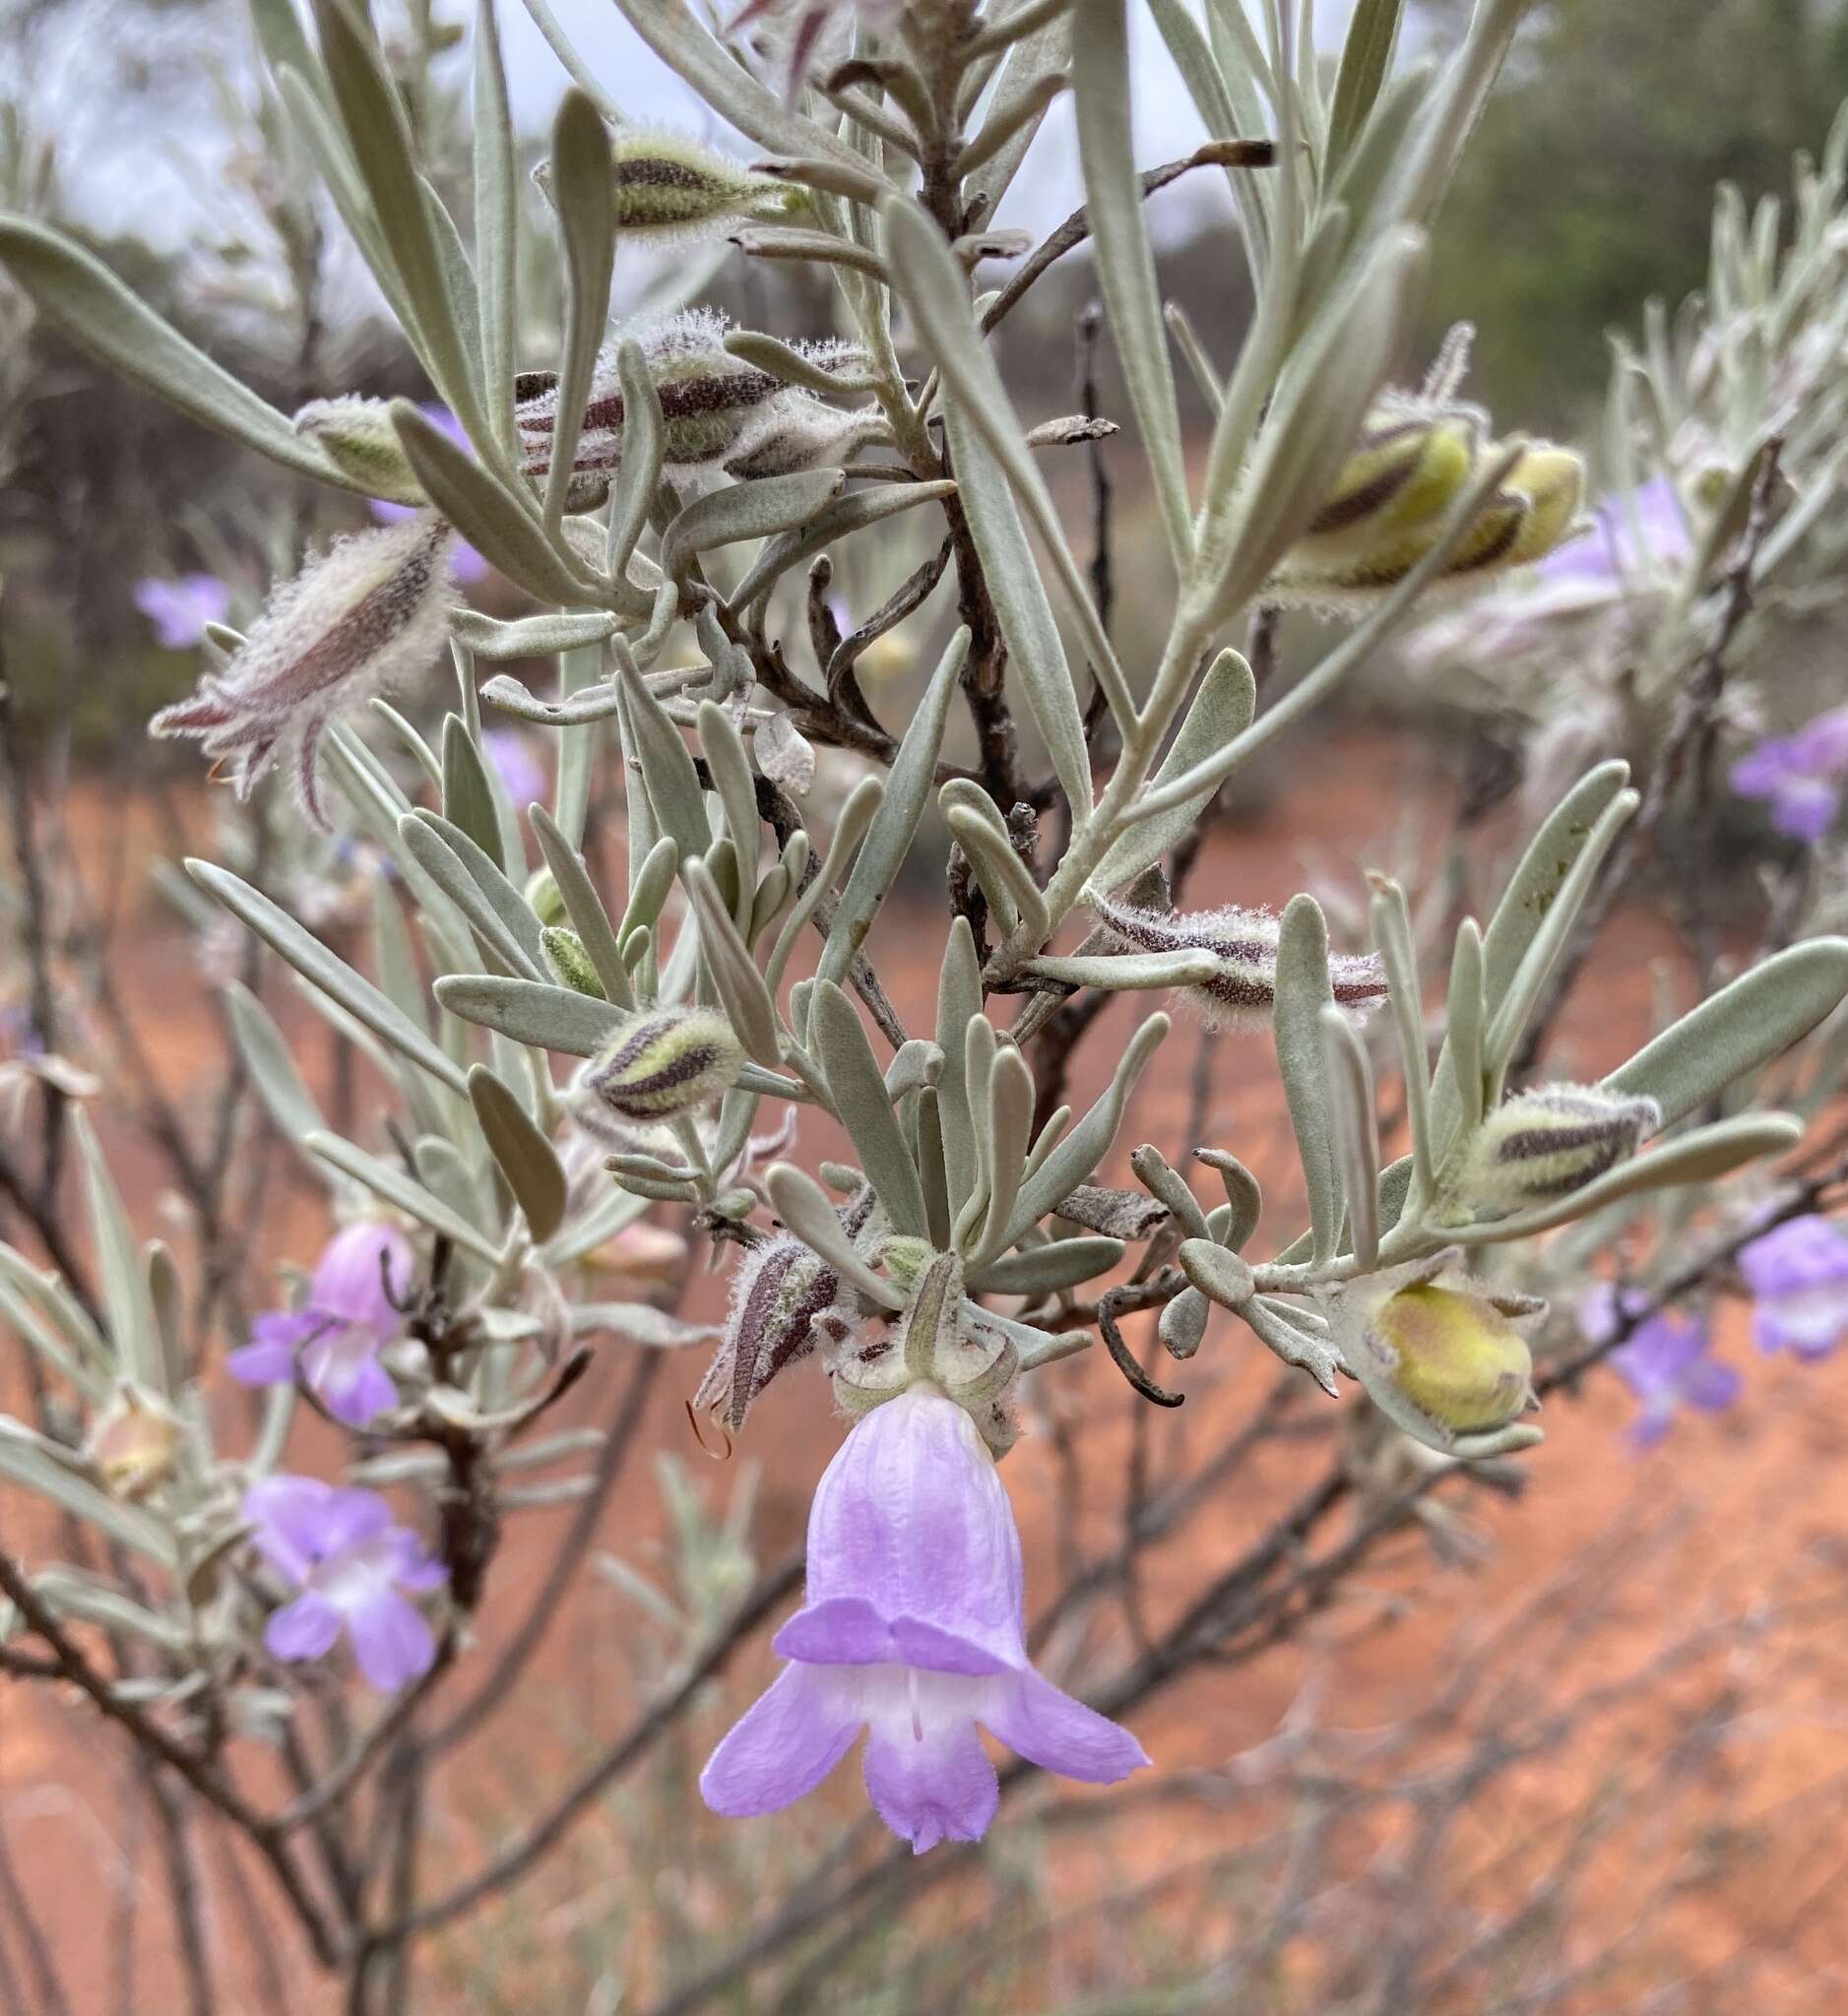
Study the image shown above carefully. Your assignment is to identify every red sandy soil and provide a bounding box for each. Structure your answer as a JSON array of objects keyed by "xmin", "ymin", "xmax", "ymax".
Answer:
[{"xmin": 4, "ymin": 732, "xmax": 1847, "ymax": 2013}]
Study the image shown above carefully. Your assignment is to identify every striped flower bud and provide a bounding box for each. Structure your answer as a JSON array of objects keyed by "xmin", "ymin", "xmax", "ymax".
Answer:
[
  {"xmin": 88, "ymin": 1385, "xmax": 185, "ymax": 1500},
  {"xmin": 294, "ymin": 396, "xmax": 425, "ymax": 505},
  {"xmin": 695, "ymin": 1235, "xmax": 853, "ymax": 1431},
  {"xmin": 1442, "ymin": 1084, "xmax": 1660, "ymax": 1223},
  {"xmin": 150, "ymin": 516, "xmax": 453, "ymax": 827},
  {"xmin": 722, "ymin": 399, "xmax": 887, "ymax": 480},
  {"xmin": 584, "ymin": 1006, "xmax": 744, "ymax": 1123},
  {"xmin": 535, "ymin": 127, "xmax": 792, "ymax": 239},
  {"xmin": 542, "ymin": 926, "xmax": 605, "ymax": 999},
  {"xmin": 1089, "ymin": 895, "xmax": 1386, "ymax": 1033},
  {"xmin": 1326, "ymin": 1251, "xmax": 1544, "ymax": 1458}
]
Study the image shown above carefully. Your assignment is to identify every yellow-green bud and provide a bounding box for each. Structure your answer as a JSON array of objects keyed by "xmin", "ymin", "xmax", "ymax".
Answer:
[
  {"xmin": 294, "ymin": 397, "xmax": 426, "ymax": 505},
  {"xmin": 874, "ymin": 1233, "xmax": 935, "ymax": 1296},
  {"xmin": 585, "ymin": 1005, "xmax": 743, "ymax": 1122},
  {"xmin": 88, "ymin": 1385, "xmax": 185, "ymax": 1500},
  {"xmin": 542, "ymin": 925, "xmax": 605, "ymax": 999},
  {"xmin": 534, "ymin": 127, "xmax": 791, "ymax": 239},
  {"xmin": 524, "ymin": 865, "xmax": 567, "ymax": 927},
  {"xmin": 1326, "ymin": 1250, "xmax": 1544, "ymax": 1458},
  {"xmin": 1442, "ymin": 1083, "xmax": 1660, "ymax": 1224}
]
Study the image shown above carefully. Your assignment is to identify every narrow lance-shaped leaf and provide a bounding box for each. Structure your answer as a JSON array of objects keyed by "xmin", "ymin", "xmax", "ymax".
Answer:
[
  {"xmin": 72, "ymin": 1110, "xmax": 159, "ymax": 1391},
  {"xmin": 1273, "ymin": 896, "xmax": 1343, "ymax": 1267},
  {"xmin": 435, "ymin": 973, "xmax": 625, "ymax": 1056},
  {"xmin": 542, "ymin": 90, "xmax": 617, "ymax": 535},
  {"xmin": 468, "ymin": 1064, "xmax": 568, "ymax": 1241},
  {"xmin": 812, "ymin": 981, "xmax": 930, "ymax": 1238}
]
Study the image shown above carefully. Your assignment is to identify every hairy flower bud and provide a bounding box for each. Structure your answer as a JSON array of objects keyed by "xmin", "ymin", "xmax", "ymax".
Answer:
[
  {"xmin": 1326, "ymin": 1250, "xmax": 1545, "ymax": 1458},
  {"xmin": 584, "ymin": 1006, "xmax": 744, "ymax": 1122},
  {"xmin": 88, "ymin": 1385, "xmax": 185, "ymax": 1500},
  {"xmin": 524, "ymin": 866, "xmax": 567, "ymax": 927},
  {"xmin": 1442, "ymin": 1083, "xmax": 1661, "ymax": 1223},
  {"xmin": 151, "ymin": 516, "xmax": 453, "ymax": 826},
  {"xmin": 696, "ymin": 1235, "xmax": 853, "ymax": 1431},
  {"xmin": 536, "ymin": 127, "xmax": 792, "ymax": 238},
  {"xmin": 542, "ymin": 926, "xmax": 605, "ymax": 999},
  {"xmin": 294, "ymin": 396, "xmax": 425, "ymax": 505},
  {"xmin": 723, "ymin": 399, "xmax": 887, "ymax": 480},
  {"xmin": 1088, "ymin": 895, "xmax": 1386, "ymax": 1032}
]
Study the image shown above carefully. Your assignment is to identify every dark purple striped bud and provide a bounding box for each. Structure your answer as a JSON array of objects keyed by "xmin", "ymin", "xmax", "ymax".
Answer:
[
  {"xmin": 584, "ymin": 1006, "xmax": 744, "ymax": 1123},
  {"xmin": 1088, "ymin": 895, "xmax": 1386, "ymax": 1033},
  {"xmin": 1443, "ymin": 1083, "xmax": 1661, "ymax": 1223},
  {"xmin": 695, "ymin": 1235, "xmax": 853, "ymax": 1431},
  {"xmin": 150, "ymin": 516, "xmax": 453, "ymax": 828}
]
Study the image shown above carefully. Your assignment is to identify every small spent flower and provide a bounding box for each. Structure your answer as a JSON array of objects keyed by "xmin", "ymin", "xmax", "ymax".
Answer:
[
  {"xmin": 1730, "ymin": 706, "xmax": 1848, "ymax": 845},
  {"xmin": 695, "ymin": 1234, "xmax": 853, "ymax": 1431},
  {"xmin": 1327, "ymin": 1250, "xmax": 1544, "ymax": 1459},
  {"xmin": 1088, "ymin": 894, "xmax": 1385, "ymax": 1032},
  {"xmin": 700, "ymin": 1385, "xmax": 1147, "ymax": 1853},
  {"xmin": 134, "ymin": 573, "xmax": 230, "ymax": 650},
  {"xmin": 1738, "ymin": 1215, "xmax": 1848, "ymax": 1358},
  {"xmin": 1585, "ymin": 1288, "xmax": 1741, "ymax": 1449},
  {"xmin": 1443, "ymin": 1083, "xmax": 1660, "ymax": 1223},
  {"xmin": 243, "ymin": 1476, "xmax": 445, "ymax": 1691},
  {"xmin": 88, "ymin": 1385, "xmax": 185, "ymax": 1499},
  {"xmin": 584, "ymin": 1005, "xmax": 745, "ymax": 1123},
  {"xmin": 228, "ymin": 1222, "xmax": 414, "ymax": 1427},
  {"xmin": 150, "ymin": 516, "xmax": 453, "ymax": 826}
]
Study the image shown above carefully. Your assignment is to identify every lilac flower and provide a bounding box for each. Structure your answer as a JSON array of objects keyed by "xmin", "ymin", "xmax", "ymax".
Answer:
[
  {"xmin": 134, "ymin": 573, "xmax": 231, "ymax": 650},
  {"xmin": 701, "ymin": 1387, "xmax": 1147, "ymax": 1853},
  {"xmin": 1739, "ymin": 1215, "xmax": 1848, "ymax": 1358},
  {"xmin": 243, "ymin": 1476, "xmax": 445, "ymax": 1691},
  {"xmin": 1588, "ymin": 1288, "xmax": 1741, "ymax": 1449},
  {"xmin": 228, "ymin": 1223, "xmax": 414, "ymax": 1427},
  {"xmin": 368, "ymin": 406, "xmax": 487, "ymax": 585},
  {"xmin": 1539, "ymin": 473, "xmax": 1691, "ymax": 589},
  {"xmin": 481, "ymin": 729, "xmax": 547, "ymax": 811},
  {"xmin": 1729, "ymin": 707, "xmax": 1848, "ymax": 844}
]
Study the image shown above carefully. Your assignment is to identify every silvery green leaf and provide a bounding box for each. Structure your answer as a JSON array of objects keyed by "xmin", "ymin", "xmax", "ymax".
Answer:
[
  {"xmin": 1604, "ymin": 940, "xmax": 1848, "ymax": 1126},
  {"xmin": 812, "ymin": 981, "xmax": 929, "ymax": 1237},
  {"xmin": 755, "ymin": 711, "xmax": 815, "ymax": 796},
  {"xmin": 1273, "ymin": 896, "xmax": 1343, "ymax": 1267},
  {"xmin": 917, "ymin": 1088, "xmax": 954, "ymax": 1250},
  {"xmin": 614, "ymin": 639, "xmax": 712, "ymax": 864},
  {"xmin": 972, "ymin": 1236, "xmax": 1124, "ymax": 1295},
  {"xmin": 662, "ymin": 469, "xmax": 847, "ymax": 583},
  {"xmin": 1241, "ymin": 1293, "xmax": 1346, "ymax": 1397},
  {"xmin": 147, "ymin": 1243, "xmax": 188, "ymax": 1398},
  {"xmin": 1444, "ymin": 915, "xmax": 1487, "ymax": 1136},
  {"xmin": 883, "ymin": 196, "xmax": 1117, "ymax": 797},
  {"xmin": 224, "ymin": 980, "xmax": 327, "ymax": 1148},
  {"xmin": 313, "ymin": 0, "xmax": 487, "ymax": 440},
  {"xmin": 33, "ymin": 1569, "xmax": 188, "ymax": 1651},
  {"xmin": 248, "ymin": 0, "xmax": 324, "ymax": 95},
  {"xmin": 933, "ymin": 915, "xmax": 985, "ymax": 1215},
  {"xmin": 696, "ymin": 701, "xmax": 761, "ymax": 903},
  {"xmin": 473, "ymin": 0, "xmax": 519, "ymax": 453},
  {"xmin": 481, "ymin": 670, "xmax": 628, "ymax": 725},
  {"xmin": 724, "ymin": 331, "xmax": 882, "ymax": 397},
  {"xmin": 767, "ymin": 776, "xmax": 884, "ymax": 1003},
  {"xmin": 1326, "ymin": 0, "xmax": 1405, "ymax": 172},
  {"xmin": 883, "ymin": 1040, "xmax": 943, "ymax": 1103},
  {"xmin": 943, "ymin": 803, "xmax": 1050, "ymax": 946},
  {"xmin": 957, "ymin": 71, "xmax": 1069, "ymax": 180},
  {"xmin": 1451, "ymin": 1113, "xmax": 1805, "ymax": 1246},
  {"xmin": 763, "ymin": 1164, "xmax": 904, "ymax": 1309},
  {"xmin": 531, "ymin": 804, "xmax": 634, "ymax": 1008},
  {"xmin": 819, "ymin": 629, "xmax": 969, "ymax": 993},
  {"xmin": 1368, "ymin": 875, "xmax": 1435, "ymax": 1201},
  {"xmin": 1160, "ymin": 1286, "xmax": 1211, "ymax": 1359},
  {"xmin": 609, "ymin": 0, "xmax": 880, "ymax": 185},
  {"xmin": 401, "ymin": 812, "xmax": 545, "ymax": 981},
  {"xmin": 71, "ymin": 1110, "xmax": 157, "ymax": 1389},
  {"xmin": 0, "ymin": 218, "xmax": 357, "ymax": 490},
  {"xmin": 306, "ymin": 1132, "xmax": 501, "ymax": 1262},
  {"xmin": 728, "ymin": 482, "xmax": 958, "ymax": 611},
  {"xmin": 426, "ymin": 170, "xmax": 486, "ymax": 397},
  {"xmin": 453, "ymin": 608, "xmax": 619, "ymax": 660},
  {"xmin": 683, "ymin": 857, "xmax": 782, "ymax": 1067},
  {"xmin": 1148, "ymin": 0, "xmax": 1271, "ymax": 275},
  {"xmin": 468, "ymin": 1064, "xmax": 567, "ymax": 1240},
  {"xmin": 971, "ymin": 1045, "xmax": 1036, "ymax": 1267},
  {"xmin": 606, "ymin": 339, "xmax": 665, "ymax": 587},
  {"xmin": 1091, "ymin": 649, "xmax": 1256, "ymax": 891},
  {"xmin": 620, "ymin": 833, "xmax": 683, "ymax": 939},
  {"xmin": 569, "ymin": 1304, "xmax": 724, "ymax": 1348},
  {"xmin": 370, "ymin": 700, "xmax": 444, "ymax": 791},
  {"xmin": 1071, "ymin": 0, "xmax": 1191, "ymax": 565},
  {"xmin": 435, "ymin": 973, "xmax": 622, "ymax": 1056},
  {"xmin": 1482, "ymin": 785, "xmax": 1639, "ymax": 1082},
  {"xmin": 1128, "ymin": 1143, "xmax": 1211, "ymax": 1240},
  {"xmin": 968, "ymin": 8, "xmax": 1074, "ymax": 225},
  {"xmin": 542, "ymin": 90, "xmax": 616, "ymax": 535},
  {"xmin": 1194, "ymin": 1149, "xmax": 1263, "ymax": 1251},
  {"xmin": 441, "ymin": 713, "xmax": 504, "ymax": 868},
  {"xmin": 730, "ymin": 224, "xmax": 889, "ymax": 282},
  {"xmin": 1320, "ymin": 1004, "xmax": 1381, "ymax": 1270},
  {"xmin": 0, "ymin": 1431, "xmax": 173, "ymax": 1563},
  {"xmin": 1024, "ymin": 949, "xmax": 1221, "ymax": 990},
  {"xmin": 1004, "ymin": 1012, "xmax": 1169, "ymax": 1246},
  {"xmin": 393, "ymin": 401, "xmax": 593, "ymax": 606},
  {"xmin": 1178, "ymin": 1237, "xmax": 1256, "ymax": 1311},
  {"xmin": 0, "ymin": 1261, "xmax": 109, "ymax": 1408},
  {"xmin": 552, "ymin": 643, "xmax": 604, "ymax": 849}
]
